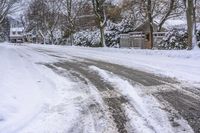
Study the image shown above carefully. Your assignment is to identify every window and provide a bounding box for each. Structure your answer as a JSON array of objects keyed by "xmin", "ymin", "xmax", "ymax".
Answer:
[
  {"xmin": 146, "ymin": 33, "xmax": 150, "ymax": 41},
  {"xmin": 13, "ymin": 32, "xmax": 16, "ymax": 35}
]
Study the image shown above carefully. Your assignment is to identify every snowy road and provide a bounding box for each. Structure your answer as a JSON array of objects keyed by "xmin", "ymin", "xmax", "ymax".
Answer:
[{"xmin": 0, "ymin": 43, "xmax": 200, "ymax": 133}]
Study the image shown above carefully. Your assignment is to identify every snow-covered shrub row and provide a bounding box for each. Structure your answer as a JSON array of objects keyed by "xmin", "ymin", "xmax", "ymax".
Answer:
[
  {"xmin": 73, "ymin": 30, "xmax": 100, "ymax": 47},
  {"xmin": 72, "ymin": 19, "xmax": 136, "ymax": 47},
  {"xmin": 158, "ymin": 30, "xmax": 188, "ymax": 50},
  {"xmin": 73, "ymin": 30, "xmax": 120, "ymax": 47}
]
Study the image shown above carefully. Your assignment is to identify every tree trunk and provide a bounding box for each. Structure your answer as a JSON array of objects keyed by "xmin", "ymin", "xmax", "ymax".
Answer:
[
  {"xmin": 92, "ymin": 0, "xmax": 106, "ymax": 47},
  {"xmin": 193, "ymin": 0, "xmax": 197, "ymax": 48},
  {"xmin": 99, "ymin": 25, "xmax": 105, "ymax": 47},
  {"xmin": 186, "ymin": 0, "xmax": 193, "ymax": 50},
  {"xmin": 50, "ymin": 31, "xmax": 54, "ymax": 44},
  {"xmin": 70, "ymin": 35, "xmax": 73, "ymax": 46},
  {"xmin": 147, "ymin": 0, "xmax": 153, "ymax": 49},
  {"xmin": 149, "ymin": 25, "xmax": 154, "ymax": 49}
]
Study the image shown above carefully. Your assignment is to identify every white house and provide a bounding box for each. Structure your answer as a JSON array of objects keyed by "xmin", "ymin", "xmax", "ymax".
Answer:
[
  {"xmin": 10, "ymin": 27, "xmax": 25, "ymax": 43},
  {"xmin": 8, "ymin": 17, "xmax": 25, "ymax": 43}
]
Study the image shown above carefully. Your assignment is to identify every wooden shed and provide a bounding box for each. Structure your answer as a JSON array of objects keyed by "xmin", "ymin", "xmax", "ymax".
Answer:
[{"xmin": 120, "ymin": 21, "xmax": 166, "ymax": 49}]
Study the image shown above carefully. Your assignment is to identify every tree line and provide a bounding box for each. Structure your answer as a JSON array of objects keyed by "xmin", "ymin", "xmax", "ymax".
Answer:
[{"xmin": 0, "ymin": 0, "xmax": 200, "ymax": 49}]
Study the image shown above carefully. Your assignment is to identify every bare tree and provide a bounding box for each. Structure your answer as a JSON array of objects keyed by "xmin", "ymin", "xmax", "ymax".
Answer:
[
  {"xmin": 26, "ymin": 0, "xmax": 47, "ymax": 43},
  {"xmin": 44, "ymin": 0, "xmax": 62, "ymax": 44},
  {"xmin": 92, "ymin": 0, "xmax": 106, "ymax": 47},
  {"xmin": 156, "ymin": 0, "xmax": 184, "ymax": 31},
  {"xmin": 122, "ymin": 0, "xmax": 184, "ymax": 48},
  {"xmin": 147, "ymin": 0, "xmax": 154, "ymax": 49},
  {"xmin": 26, "ymin": 0, "xmax": 62, "ymax": 44},
  {"xmin": 0, "ymin": 0, "xmax": 20, "ymax": 24},
  {"xmin": 59, "ymin": 0, "xmax": 90, "ymax": 45}
]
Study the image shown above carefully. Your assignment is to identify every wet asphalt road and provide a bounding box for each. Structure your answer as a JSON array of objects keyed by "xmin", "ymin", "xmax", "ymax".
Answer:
[{"xmin": 37, "ymin": 48, "xmax": 200, "ymax": 133}]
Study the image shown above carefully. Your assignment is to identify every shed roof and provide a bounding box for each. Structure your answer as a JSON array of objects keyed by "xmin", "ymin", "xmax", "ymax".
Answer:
[{"xmin": 134, "ymin": 21, "xmax": 166, "ymax": 32}]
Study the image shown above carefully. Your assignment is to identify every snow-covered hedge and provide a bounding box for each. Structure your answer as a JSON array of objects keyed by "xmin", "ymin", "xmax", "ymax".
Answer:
[
  {"xmin": 105, "ymin": 31, "xmax": 120, "ymax": 47},
  {"xmin": 73, "ymin": 30, "xmax": 100, "ymax": 47},
  {"xmin": 158, "ymin": 30, "xmax": 188, "ymax": 50},
  {"xmin": 72, "ymin": 19, "xmax": 137, "ymax": 47},
  {"xmin": 105, "ymin": 21, "xmax": 121, "ymax": 47}
]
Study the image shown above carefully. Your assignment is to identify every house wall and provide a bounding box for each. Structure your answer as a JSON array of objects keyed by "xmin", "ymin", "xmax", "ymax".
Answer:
[{"xmin": 10, "ymin": 28, "xmax": 25, "ymax": 43}]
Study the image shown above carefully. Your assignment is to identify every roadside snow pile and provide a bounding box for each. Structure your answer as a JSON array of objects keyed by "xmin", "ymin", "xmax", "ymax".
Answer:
[
  {"xmin": 0, "ymin": 45, "xmax": 51, "ymax": 133},
  {"xmin": 0, "ymin": 44, "xmax": 82, "ymax": 133}
]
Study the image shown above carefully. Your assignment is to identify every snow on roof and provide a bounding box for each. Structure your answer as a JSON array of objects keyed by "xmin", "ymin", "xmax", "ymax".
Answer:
[
  {"xmin": 163, "ymin": 19, "xmax": 187, "ymax": 30},
  {"xmin": 10, "ymin": 27, "xmax": 24, "ymax": 32}
]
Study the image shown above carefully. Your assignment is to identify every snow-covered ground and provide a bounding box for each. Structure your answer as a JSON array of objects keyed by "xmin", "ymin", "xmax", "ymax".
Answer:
[
  {"xmin": 0, "ymin": 42, "xmax": 199, "ymax": 133},
  {"xmin": 0, "ymin": 43, "xmax": 96, "ymax": 133}
]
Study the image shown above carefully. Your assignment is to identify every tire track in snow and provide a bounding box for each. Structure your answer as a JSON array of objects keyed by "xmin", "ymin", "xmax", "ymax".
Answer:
[
  {"xmin": 36, "ymin": 48, "xmax": 197, "ymax": 133},
  {"xmin": 89, "ymin": 65, "xmax": 191, "ymax": 133},
  {"xmin": 72, "ymin": 58, "xmax": 197, "ymax": 133},
  {"xmin": 45, "ymin": 64, "xmax": 119, "ymax": 133},
  {"xmin": 46, "ymin": 62, "xmax": 130, "ymax": 133}
]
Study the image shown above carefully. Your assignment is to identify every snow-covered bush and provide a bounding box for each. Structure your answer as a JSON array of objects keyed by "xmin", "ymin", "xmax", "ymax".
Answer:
[
  {"xmin": 73, "ymin": 30, "xmax": 100, "ymax": 47},
  {"xmin": 0, "ymin": 32, "xmax": 6, "ymax": 42},
  {"xmin": 105, "ymin": 31, "xmax": 120, "ymax": 47},
  {"xmin": 104, "ymin": 20, "xmax": 135, "ymax": 47},
  {"xmin": 105, "ymin": 21, "xmax": 121, "ymax": 47},
  {"xmin": 117, "ymin": 18, "xmax": 135, "ymax": 33},
  {"xmin": 197, "ymin": 30, "xmax": 200, "ymax": 48},
  {"xmin": 197, "ymin": 41, "xmax": 200, "ymax": 48},
  {"xmin": 158, "ymin": 30, "xmax": 188, "ymax": 50}
]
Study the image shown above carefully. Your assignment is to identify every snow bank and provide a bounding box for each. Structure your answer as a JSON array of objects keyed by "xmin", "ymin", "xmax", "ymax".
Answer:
[{"xmin": 0, "ymin": 44, "xmax": 79, "ymax": 133}]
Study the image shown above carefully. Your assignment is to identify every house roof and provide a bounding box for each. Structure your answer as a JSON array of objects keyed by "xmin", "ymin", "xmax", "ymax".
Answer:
[
  {"xmin": 134, "ymin": 21, "xmax": 166, "ymax": 32},
  {"xmin": 162, "ymin": 19, "xmax": 200, "ymax": 30}
]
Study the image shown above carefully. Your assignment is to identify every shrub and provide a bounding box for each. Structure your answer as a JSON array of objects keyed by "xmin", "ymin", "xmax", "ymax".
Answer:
[
  {"xmin": 158, "ymin": 30, "xmax": 188, "ymax": 50},
  {"xmin": 73, "ymin": 30, "xmax": 100, "ymax": 47}
]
